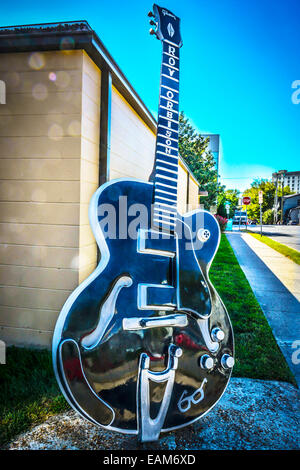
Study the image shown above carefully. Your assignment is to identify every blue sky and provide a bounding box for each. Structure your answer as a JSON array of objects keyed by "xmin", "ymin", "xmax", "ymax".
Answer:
[{"xmin": 1, "ymin": 0, "xmax": 299, "ymax": 192}]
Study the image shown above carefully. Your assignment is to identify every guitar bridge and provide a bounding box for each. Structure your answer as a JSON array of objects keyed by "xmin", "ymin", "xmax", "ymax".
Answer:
[{"xmin": 137, "ymin": 343, "xmax": 182, "ymax": 442}]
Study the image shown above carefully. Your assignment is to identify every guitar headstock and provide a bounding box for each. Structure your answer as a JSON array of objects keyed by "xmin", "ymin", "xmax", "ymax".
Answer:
[{"xmin": 148, "ymin": 4, "xmax": 182, "ymax": 47}]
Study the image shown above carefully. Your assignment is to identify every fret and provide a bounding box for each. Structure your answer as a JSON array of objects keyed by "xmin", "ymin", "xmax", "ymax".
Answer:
[
  {"xmin": 163, "ymin": 38, "xmax": 180, "ymax": 48},
  {"xmin": 163, "ymin": 51, "xmax": 179, "ymax": 61},
  {"xmin": 153, "ymin": 217, "xmax": 176, "ymax": 228},
  {"xmin": 158, "ymin": 120, "xmax": 179, "ymax": 129},
  {"xmin": 156, "ymin": 176, "xmax": 178, "ymax": 187},
  {"xmin": 161, "ymin": 67, "xmax": 179, "ymax": 78},
  {"xmin": 156, "ymin": 168, "xmax": 178, "ymax": 180},
  {"xmin": 161, "ymin": 66, "xmax": 179, "ymax": 82},
  {"xmin": 155, "ymin": 189, "xmax": 177, "ymax": 199},
  {"xmin": 156, "ymin": 159, "xmax": 178, "ymax": 168},
  {"xmin": 161, "ymin": 84, "xmax": 179, "ymax": 94},
  {"xmin": 161, "ymin": 74, "xmax": 179, "ymax": 84},
  {"xmin": 155, "ymin": 186, "xmax": 177, "ymax": 196},
  {"xmin": 154, "ymin": 207, "xmax": 176, "ymax": 217},
  {"xmin": 157, "ymin": 134, "xmax": 178, "ymax": 142},
  {"xmin": 159, "ymin": 106, "xmax": 179, "ymax": 118},
  {"xmin": 162, "ymin": 62, "xmax": 179, "ymax": 71},
  {"xmin": 155, "ymin": 190, "xmax": 176, "ymax": 199},
  {"xmin": 156, "ymin": 151, "xmax": 178, "ymax": 160},
  {"xmin": 156, "ymin": 174, "xmax": 178, "ymax": 184},
  {"xmin": 156, "ymin": 157, "xmax": 179, "ymax": 169},
  {"xmin": 160, "ymin": 95, "xmax": 179, "ymax": 111},
  {"xmin": 154, "ymin": 214, "xmax": 176, "ymax": 224},
  {"xmin": 158, "ymin": 124, "xmax": 178, "ymax": 134},
  {"xmin": 156, "ymin": 136, "xmax": 178, "ymax": 147},
  {"xmin": 155, "ymin": 202, "xmax": 177, "ymax": 212},
  {"xmin": 156, "ymin": 165, "xmax": 178, "ymax": 175},
  {"xmin": 154, "ymin": 202, "xmax": 177, "ymax": 215},
  {"xmin": 158, "ymin": 115, "xmax": 179, "ymax": 125},
  {"xmin": 157, "ymin": 126, "xmax": 178, "ymax": 137},
  {"xmin": 160, "ymin": 106, "xmax": 179, "ymax": 114},
  {"xmin": 161, "ymin": 74, "xmax": 179, "ymax": 83},
  {"xmin": 155, "ymin": 194, "xmax": 177, "ymax": 203},
  {"xmin": 155, "ymin": 182, "xmax": 177, "ymax": 192},
  {"xmin": 159, "ymin": 95, "xmax": 178, "ymax": 104},
  {"xmin": 157, "ymin": 142, "xmax": 178, "ymax": 151},
  {"xmin": 155, "ymin": 184, "xmax": 177, "ymax": 193}
]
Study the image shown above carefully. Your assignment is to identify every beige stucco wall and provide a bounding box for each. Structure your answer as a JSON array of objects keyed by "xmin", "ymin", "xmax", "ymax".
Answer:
[
  {"xmin": 110, "ymin": 86, "xmax": 156, "ymax": 181},
  {"xmin": 188, "ymin": 175, "xmax": 200, "ymax": 211},
  {"xmin": 0, "ymin": 50, "xmax": 100, "ymax": 347},
  {"xmin": 177, "ymin": 162, "xmax": 188, "ymax": 215}
]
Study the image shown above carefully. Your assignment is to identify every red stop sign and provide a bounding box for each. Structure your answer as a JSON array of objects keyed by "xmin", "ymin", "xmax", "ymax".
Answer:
[{"xmin": 243, "ymin": 196, "xmax": 251, "ymax": 205}]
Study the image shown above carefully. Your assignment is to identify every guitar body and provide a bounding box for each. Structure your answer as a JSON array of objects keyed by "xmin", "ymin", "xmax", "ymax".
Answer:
[
  {"xmin": 53, "ymin": 5, "xmax": 234, "ymax": 441},
  {"xmin": 53, "ymin": 178, "xmax": 234, "ymax": 435}
]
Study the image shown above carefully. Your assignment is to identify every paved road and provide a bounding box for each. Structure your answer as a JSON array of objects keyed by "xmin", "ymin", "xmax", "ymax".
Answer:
[
  {"xmin": 227, "ymin": 232, "xmax": 300, "ymax": 387},
  {"xmin": 246, "ymin": 225, "xmax": 300, "ymax": 252}
]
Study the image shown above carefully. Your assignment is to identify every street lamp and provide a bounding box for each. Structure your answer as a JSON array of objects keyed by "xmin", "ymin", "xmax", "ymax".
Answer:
[{"xmin": 277, "ymin": 170, "xmax": 287, "ymax": 224}]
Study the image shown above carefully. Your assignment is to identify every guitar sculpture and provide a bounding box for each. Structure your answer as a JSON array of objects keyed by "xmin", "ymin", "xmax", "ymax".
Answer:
[{"xmin": 52, "ymin": 4, "xmax": 234, "ymax": 442}]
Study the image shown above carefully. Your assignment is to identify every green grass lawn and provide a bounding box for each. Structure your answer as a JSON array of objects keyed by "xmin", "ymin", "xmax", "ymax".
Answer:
[
  {"xmin": 210, "ymin": 234, "xmax": 295, "ymax": 385},
  {"xmin": 247, "ymin": 231, "xmax": 300, "ymax": 265},
  {"xmin": 0, "ymin": 234, "xmax": 296, "ymax": 446},
  {"xmin": 0, "ymin": 347, "xmax": 69, "ymax": 447}
]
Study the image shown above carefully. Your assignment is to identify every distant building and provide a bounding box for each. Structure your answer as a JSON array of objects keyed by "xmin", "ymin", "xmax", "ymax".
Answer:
[
  {"xmin": 282, "ymin": 193, "xmax": 300, "ymax": 224},
  {"xmin": 272, "ymin": 171, "xmax": 300, "ymax": 193},
  {"xmin": 201, "ymin": 134, "xmax": 220, "ymax": 173}
]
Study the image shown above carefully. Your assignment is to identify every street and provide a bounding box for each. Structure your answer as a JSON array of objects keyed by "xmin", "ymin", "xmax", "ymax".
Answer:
[{"xmin": 243, "ymin": 225, "xmax": 300, "ymax": 252}]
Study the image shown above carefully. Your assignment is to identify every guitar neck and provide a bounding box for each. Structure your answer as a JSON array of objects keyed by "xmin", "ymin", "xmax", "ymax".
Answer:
[{"xmin": 152, "ymin": 40, "xmax": 180, "ymax": 232}]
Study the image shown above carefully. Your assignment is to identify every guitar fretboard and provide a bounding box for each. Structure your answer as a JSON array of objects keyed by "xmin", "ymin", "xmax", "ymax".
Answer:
[{"xmin": 152, "ymin": 40, "xmax": 180, "ymax": 233}]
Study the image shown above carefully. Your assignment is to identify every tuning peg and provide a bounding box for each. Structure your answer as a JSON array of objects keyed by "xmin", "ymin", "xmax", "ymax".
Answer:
[
  {"xmin": 149, "ymin": 20, "xmax": 156, "ymax": 26},
  {"xmin": 148, "ymin": 11, "xmax": 155, "ymax": 17},
  {"xmin": 149, "ymin": 28, "xmax": 157, "ymax": 36}
]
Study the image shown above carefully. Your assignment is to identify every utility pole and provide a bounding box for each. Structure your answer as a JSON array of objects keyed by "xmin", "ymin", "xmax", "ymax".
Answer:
[
  {"xmin": 259, "ymin": 190, "xmax": 263, "ymax": 236},
  {"xmin": 277, "ymin": 170, "xmax": 287, "ymax": 224},
  {"xmin": 273, "ymin": 172, "xmax": 278, "ymax": 224}
]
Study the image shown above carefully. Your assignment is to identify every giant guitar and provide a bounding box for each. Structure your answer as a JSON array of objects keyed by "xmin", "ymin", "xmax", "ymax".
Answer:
[{"xmin": 52, "ymin": 4, "xmax": 234, "ymax": 442}]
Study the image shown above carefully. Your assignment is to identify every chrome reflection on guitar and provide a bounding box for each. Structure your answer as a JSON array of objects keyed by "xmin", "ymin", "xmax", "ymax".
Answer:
[
  {"xmin": 137, "ymin": 344, "xmax": 182, "ymax": 442},
  {"xmin": 52, "ymin": 4, "xmax": 234, "ymax": 442}
]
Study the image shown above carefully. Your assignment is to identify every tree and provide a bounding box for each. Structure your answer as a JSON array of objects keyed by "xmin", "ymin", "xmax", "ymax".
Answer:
[
  {"xmin": 217, "ymin": 188, "xmax": 240, "ymax": 219},
  {"xmin": 178, "ymin": 112, "xmax": 224, "ymax": 209},
  {"xmin": 262, "ymin": 209, "xmax": 273, "ymax": 224},
  {"xmin": 242, "ymin": 179, "xmax": 292, "ymax": 221}
]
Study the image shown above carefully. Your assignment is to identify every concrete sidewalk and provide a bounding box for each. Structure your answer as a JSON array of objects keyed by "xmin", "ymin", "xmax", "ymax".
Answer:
[
  {"xmin": 246, "ymin": 225, "xmax": 300, "ymax": 252},
  {"xmin": 227, "ymin": 232, "xmax": 300, "ymax": 387}
]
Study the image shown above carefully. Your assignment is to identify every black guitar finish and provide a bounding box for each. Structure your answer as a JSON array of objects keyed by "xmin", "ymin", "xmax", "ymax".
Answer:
[
  {"xmin": 53, "ymin": 179, "xmax": 234, "ymax": 433},
  {"xmin": 52, "ymin": 4, "xmax": 234, "ymax": 440}
]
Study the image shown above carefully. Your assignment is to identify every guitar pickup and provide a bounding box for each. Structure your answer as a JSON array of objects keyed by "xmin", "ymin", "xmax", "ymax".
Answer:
[
  {"xmin": 137, "ymin": 229, "xmax": 176, "ymax": 257},
  {"xmin": 137, "ymin": 283, "xmax": 177, "ymax": 310},
  {"xmin": 123, "ymin": 314, "xmax": 187, "ymax": 331}
]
